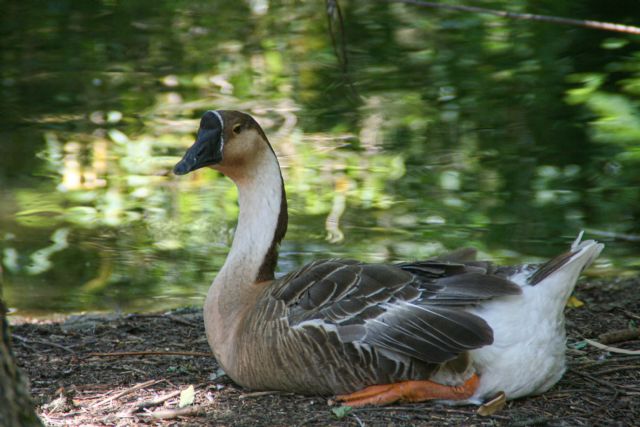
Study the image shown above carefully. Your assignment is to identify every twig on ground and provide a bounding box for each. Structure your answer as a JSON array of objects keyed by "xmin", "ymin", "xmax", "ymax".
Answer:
[
  {"xmin": 585, "ymin": 339, "xmax": 640, "ymax": 355},
  {"xmin": 135, "ymin": 390, "xmax": 182, "ymax": 410},
  {"xmin": 350, "ymin": 412, "xmax": 365, "ymax": 427},
  {"xmin": 593, "ymin": 365, "xmax": 640, "ymax": 376},
  {"xmin": 12, "ymin": 334, "xmax": 75, "ymax": 354},
  {"xmin": 145, "ymin": 405, "xmax": 205, "ymax": 419},
  {"xmin": 87, "ymin": 350, "xmax": 212, "ymax": 358},
  {"xmin": 545, "ymin": 388, "xmax": 589, "ymax": 396},
  {"xmin": 126, "ymin": 313, "xmax": 200, "ymax": 328},
  {"xmin": 620, "ymin": 309, "xmax": 640, "ymax": 321},
  {"xmin": 599, "ymin": 328, "xmax": 640, "ymax": 345},
  {"xmin": 91, "ymin": 379, "xmax": 160, "ymax": 407},
  {"xmin": 570, "ymin": 369, "xmax": 637, "ymax": 393},
  {"xmin": 163, "ymin": 313, "xmax": 199, "ymax": 327},
  {"xmin": 238, "ymin": 390, "xmax": 282, "ymax": 399}
]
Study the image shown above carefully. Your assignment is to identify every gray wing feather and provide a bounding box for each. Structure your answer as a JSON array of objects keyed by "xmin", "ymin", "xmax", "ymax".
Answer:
[{"xmin": 271, "ymin": 257, "xmax": 521, "ymax": 366}]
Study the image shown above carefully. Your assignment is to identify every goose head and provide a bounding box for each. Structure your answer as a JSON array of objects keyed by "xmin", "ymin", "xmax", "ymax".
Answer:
[{"xmin": 173, "ymin": 110, "xmax": 273, "ymax": 181}]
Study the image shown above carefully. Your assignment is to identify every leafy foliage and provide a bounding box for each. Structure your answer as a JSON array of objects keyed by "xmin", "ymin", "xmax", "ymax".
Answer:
[{"xmin": 0, "ymin": 1, "xmax": 638, "ymax": 314}]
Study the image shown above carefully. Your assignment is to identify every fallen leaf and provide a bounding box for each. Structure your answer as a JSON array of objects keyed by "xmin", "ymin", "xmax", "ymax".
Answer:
[
  {"xmin": 331, "ymin": 405, "xmax": 352, "ymax": 419},
  {"xmin": 209, "ymin": 367, "xmax": 226, "ymax": 381},
  {"xmin": 179, "ymin": 385, "xmax": 195, "ymax": 408},
  {"xmin": 477, "ymin": 391, "xmax": 506, "ymax": 416},
  {"xmin": 573, "ymin": 341, "xmax": 588, "ymax": 350},
  {"xmin": 567, "ymin": 296, "xmax": 584, "ymax": 308}
]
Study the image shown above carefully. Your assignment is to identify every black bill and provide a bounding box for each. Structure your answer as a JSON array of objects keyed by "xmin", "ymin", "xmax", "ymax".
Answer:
[{"xmin": 173, "ymin": 111, "xmax": 224, "ymax": 175}]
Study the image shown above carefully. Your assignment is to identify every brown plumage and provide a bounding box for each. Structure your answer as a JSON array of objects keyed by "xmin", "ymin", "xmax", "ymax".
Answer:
[
  {"xmin": 229, "ymin": 258, "xmax": 520, "ymax": 395},
  {"xmin": 173, "ymin": 110, "xmax": 604, "ymax": 405}
]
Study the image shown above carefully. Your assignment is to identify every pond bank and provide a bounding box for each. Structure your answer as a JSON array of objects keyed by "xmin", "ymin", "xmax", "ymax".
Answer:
[{"xmin": 11, "ymin": 276, "xmax": 640, "ymax": 426}]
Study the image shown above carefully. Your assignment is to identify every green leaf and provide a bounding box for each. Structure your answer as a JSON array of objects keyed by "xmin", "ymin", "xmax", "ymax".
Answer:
[
  {"xmin": 331, "ymin": 406, "xmax": 352, "ymax": 419},
  {"xmin": 573, "ymin": 341, "xmax": 588, "ymax": 350},
  {"xmin": 601, "ymin": 38, "xmax": 628, "ymax": 50},
  {"xmin": 179, "ymin": 385, "xmax": 195, "ymax": 408}
]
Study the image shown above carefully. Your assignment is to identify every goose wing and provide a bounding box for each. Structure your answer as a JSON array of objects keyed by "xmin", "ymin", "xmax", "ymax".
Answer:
[{"xmin": 270, "ymin": 258, "xmax": 521, "ymax": 364}]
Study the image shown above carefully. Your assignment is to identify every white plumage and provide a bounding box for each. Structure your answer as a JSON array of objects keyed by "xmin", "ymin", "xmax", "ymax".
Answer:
[{"xmin": 467, "ymin": 238, "xmax": 604, "ymax": 402}]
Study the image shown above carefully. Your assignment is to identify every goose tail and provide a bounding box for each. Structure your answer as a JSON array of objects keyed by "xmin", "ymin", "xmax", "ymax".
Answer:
[{"xmin": 528, "ymin": 231, "xmax": 604, "ymax": 287}]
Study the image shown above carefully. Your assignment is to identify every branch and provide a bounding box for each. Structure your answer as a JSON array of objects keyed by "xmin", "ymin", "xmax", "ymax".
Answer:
[
  {"xmin": 585, "ymin": 339, "xmax": 640, "ymax": 356},
  {"xmin": 387, "ymin": 0, "xmax": 640, "ymax": 35},
  {"xmin": 326, "ymin": 0, "xmax": 362, "ymax": 102},
  {"xmin": 91, "ymin": 379, "xmax": 160, "ymax": 407},
  {"xmin": 599, "ymin": 328, "xmax": 640, "ymax": 344},
  {"xmin": 12, "ymin": 334, "xmax": 75, "ymax": 354},
  {"xmin": 145, "ymin": 405, "xmax": 206, "ymax": 419}
]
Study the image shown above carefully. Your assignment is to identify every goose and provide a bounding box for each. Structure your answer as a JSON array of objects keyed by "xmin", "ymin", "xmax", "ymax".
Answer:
[{"xmin": 173, "ymin": 110, "xmax": 604, "ymax": 407}]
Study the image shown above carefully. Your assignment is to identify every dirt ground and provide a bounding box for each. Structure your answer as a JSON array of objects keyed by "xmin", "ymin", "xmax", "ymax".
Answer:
[{"xmin": 10, "ymin": 276, "xmax": 640, "ymax": 427}]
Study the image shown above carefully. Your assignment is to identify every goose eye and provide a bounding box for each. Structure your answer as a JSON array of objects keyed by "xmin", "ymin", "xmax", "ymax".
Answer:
[{"xmin": 232, "ymin": 124, "xmax": 242, "ymax": 134}]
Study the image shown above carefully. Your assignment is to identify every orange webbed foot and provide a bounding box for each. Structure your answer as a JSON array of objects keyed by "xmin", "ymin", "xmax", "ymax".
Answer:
[{"xmin": 335, "ymin": 373, "xmax": 479, "ymax": 407}]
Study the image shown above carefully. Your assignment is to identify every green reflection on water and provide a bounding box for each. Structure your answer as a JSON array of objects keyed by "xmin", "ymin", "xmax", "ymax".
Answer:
[{"xmin": 1, "ymin": 1, "xmax": 639, "ymax": 315}]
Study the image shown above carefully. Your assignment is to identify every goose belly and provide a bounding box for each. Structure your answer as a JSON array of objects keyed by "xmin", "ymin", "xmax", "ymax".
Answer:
[{"xmin": 466, "ymin": 287, "xmax": 568, "ymax": 402}]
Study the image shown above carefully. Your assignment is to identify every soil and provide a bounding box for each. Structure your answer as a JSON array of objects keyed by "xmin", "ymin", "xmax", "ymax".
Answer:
[{"xmin": 10, "ymin": 276, "xmax": 640, "ymax": 427}]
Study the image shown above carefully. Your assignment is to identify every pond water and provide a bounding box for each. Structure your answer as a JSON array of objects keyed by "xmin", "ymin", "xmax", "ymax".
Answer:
[{"xmin": 1, "ymin": 1, "xmax": 639, "ymax": 315}]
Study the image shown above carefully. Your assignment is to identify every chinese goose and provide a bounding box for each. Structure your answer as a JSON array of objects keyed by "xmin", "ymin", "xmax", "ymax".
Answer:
[{"xmin": 173, "ymin": 110, "xmax": 604, "ymax": 407}]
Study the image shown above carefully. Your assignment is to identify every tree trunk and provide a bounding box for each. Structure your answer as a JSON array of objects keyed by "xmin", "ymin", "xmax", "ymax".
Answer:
[{"xmin": 0, "ymin": 267, "xmax": 42, "ymax": 426}]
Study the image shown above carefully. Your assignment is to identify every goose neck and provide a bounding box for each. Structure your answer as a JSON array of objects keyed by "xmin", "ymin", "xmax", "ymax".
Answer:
[{"xmin": 214, "ymin": 147, "xmax": 287, "ymax": 292}]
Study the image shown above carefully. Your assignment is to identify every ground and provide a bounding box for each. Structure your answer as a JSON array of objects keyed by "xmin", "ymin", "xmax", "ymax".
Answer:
[{"xmin": 10, "ymin": 276, "xmax": 640, "ymax": 427}]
